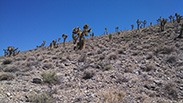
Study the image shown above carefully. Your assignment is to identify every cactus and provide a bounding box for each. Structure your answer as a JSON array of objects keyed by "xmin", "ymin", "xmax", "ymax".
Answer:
[
  {"xmin": 4, "ymin": 46, "xmax": 19, "ymax": 56},
  {"xmin": 72, "ymin": 24, "xmax": 91, "ymax": 50},
  {"xmin": 62, "ymin": 34, "xmax": 68, "ymax": 47},
  {"xmin": 136, "ymin": 19, "xmax": 141, "ymax": 30},
  {"xmin": 52, "ymin": 39, "xmax": 57, "ymax": 48},
  {"xmin": 109, "ymin": 33, "xmax": 112, "ymax": 42},
  {"xmin": 115, "ymin": 27, "xmax": 119, "ymax": 32},
  {"xmin": 150, "ymin": 22, "xmax": 152, "ymax": 26},
  {"xmin": 157, "ymin": 16, "xmax": 162, "ymax": 24},
  {"xmin": 177, "ymin": 15, "xmax": 182, "ymax": 23},
  {"xmin": 3, "ymin": 49, "xmax": 8, "ymax": 57},
  {"xmin": 58, "ymin": 38, "xmax": 61, "ymax": 43},
  {"xmin": 105, "ymin": 27, "xmax": 108, "ymax": 34},
  {"xmin": 169, "ymin": 15, "xmax": 173, "ymax": 22},
  {"xmin": 160, "ymin": 18, "xmax": 168, "ymax": 31},
  {"xmin": 90, "ymin": 32, "xmax": 94, "ymax": 37},
  {"xmin": 131, "ymin": 25, "xmax": 134, "ymax": 30},
  {"xmin": 143, "ymin": 20, "xmax": 147, "ymax": 27}
]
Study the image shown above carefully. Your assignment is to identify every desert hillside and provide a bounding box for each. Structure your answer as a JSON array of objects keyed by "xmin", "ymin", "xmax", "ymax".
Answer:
[{"xmin": 0, "ymin": 20, "xmax": 183, "ymax": 103}]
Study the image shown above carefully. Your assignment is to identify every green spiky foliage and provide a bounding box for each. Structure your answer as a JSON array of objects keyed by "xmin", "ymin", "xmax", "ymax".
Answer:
[
  {"xmin": 109, "ymin": 34, "xmax": 112, "ymax": 42},
  {"xmin": 160, "ymin": 18, "xmax": 168, "ymax": 31},
  {"xmin": 72, "ymin": 24, "xmax": 91, "ymax": 50},
  {"xmin": 62, "ymin": 34, "xmax": 68, "ymax": 47},
  {"xmin": 4, "ymin": 46, "xmax": 19, "ymax": 56},
  {"xmin": 150, "ymin": 22, "xmax": 152, "ymax": 26},
  {"xmin": 136, "ymin": 19, "xmax": 141, "ymax": 30},
  {"xmin": 105, "ymin": 27, "xmax": 108, "ymax": 34},
  {"xmin": 115, "ymin": 27, "xmax": 119, "ymax": 32},
  {"xmin": 143, "ymin": 20, "xmax": 147, "ymax": 27},
  {"xmin": 131, "ymin": 25, "xmax": 134, "ymax": 30},
  {"xmin": 169, "ymin": 15, "xmax": 173, "ymax": 22}
]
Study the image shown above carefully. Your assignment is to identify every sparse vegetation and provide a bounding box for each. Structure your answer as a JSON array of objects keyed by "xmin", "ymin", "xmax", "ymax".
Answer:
[{"xmin": 160, "ymin": 17, "xmax": 168, "ymax": 31}]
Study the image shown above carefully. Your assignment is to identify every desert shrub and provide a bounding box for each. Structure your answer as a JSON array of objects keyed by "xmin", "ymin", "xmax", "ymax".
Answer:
[
  {"xmin": 82, "ymin": 69, "xmax": 95, "ymax": 80},
  {"xmin": 104, "ymin": 65, "xmax": 113, "ymax": 70},
  {"xmin": 28, "ymin": 92, "xmax": 54, "ymax": 103},
  {"xmin": 41, "ymin": 71, "xmax": 58, "ymax": 84}
]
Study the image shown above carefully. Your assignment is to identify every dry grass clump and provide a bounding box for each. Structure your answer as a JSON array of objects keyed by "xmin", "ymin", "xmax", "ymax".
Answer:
[
  {"xmin": 28, "ymin": 92, "xmax": 54, "ymax": 103},
  {"xmin": 41, "ymin": 71, "xmax": 59, "ymax": 84},
  {"xmin": 99, "ymin": 87, "xmax": 126, "ymax": 103}
]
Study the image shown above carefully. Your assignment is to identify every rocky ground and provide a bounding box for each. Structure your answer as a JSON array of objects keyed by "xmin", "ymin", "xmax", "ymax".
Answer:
[{"xmin": 0, "ymin": 21, "xmax": 183, "ymax": 103}]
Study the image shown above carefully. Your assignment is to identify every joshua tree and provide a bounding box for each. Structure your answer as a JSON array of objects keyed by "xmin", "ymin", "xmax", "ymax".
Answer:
[
  {"xmin": 72, "ymin": 24, "xmax": 91, "ymax": 50},
  {"xmin": 157, "ymin": 16, "xmax": 162, "ymax": 24},
  {"xmin": 115, "ymin": 27, "xmax": 119, "ymax": 32},
  {"xmin": 90, "ymin": 32, "xmax": 94, "ymax": 37},
  {"xmin": 150, "ymin": 22, "xmax": 152, "ymax": 26},
  {"xmin": 62, "ymin": 34, "xmax": 68, "ymax": 47},
  {"xmin": 3, "ymin": 49, "xmax": 8, "ymax": 57},
  {"xmin": 109, "ymin": 33, "xmax": 112, "ymax": 42},
  {"xmin": 41, "ymin": 41, "xmax": 46, "ymax": 47},
  {"xmin": 160, "ymin": 18, "xmax": 168, "ymax": 31},
  {"xmin": 177, "ymin": 15, "xmax": 182, "ymax": 23},
  {"xmin": 131, "ymin": 25, "xmax": 134, "ymax": 30},
  {"xmin": 143, "ymin": 20, "xmax": 147, "ymax": 27},
  {"xmin": 137, "ymin": 19, "xmax": 141, "ymax": 30},
  {"xmin": 169, "ymin": 15, "xmax": 173, "ymax": 22},
  {"xmin": 105, "ymin": 27, "xmax": 108, "ymax": 34},
  {"xmin": 52, "ymin": 39, "xmax": 57, "ymax": 48},
  {"xmin": 58, "ymin": 38, "xmax": 61, "ymax": 43},
  {"xmin": 49, "ymin": 43, "xmax": 52, "ymax": 49}
]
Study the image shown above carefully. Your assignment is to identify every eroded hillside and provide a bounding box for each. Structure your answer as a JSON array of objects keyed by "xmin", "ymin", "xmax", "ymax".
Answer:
[{"xmin": 0, "ymin": 21, "xmax": 183, "ymax": 103}]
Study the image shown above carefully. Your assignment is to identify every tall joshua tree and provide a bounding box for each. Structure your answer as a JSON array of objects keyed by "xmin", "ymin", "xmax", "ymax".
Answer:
[
  {"xmin": 131, "ymin": 25, "xmax": 134, "ymax": 30},
  {"xmin": 137, "ymin": 19, "xmax": 141, "ymax": 30},
  {"xmin": 62, "ymin": 34, "xmax": 68, "ymax": 47},
  {"xmin": 160, "ymin": 18, "xmax": 168, "ymax": 31},
  {"xmin": 150, "ymin": 22, "xmax": 152, "ymax": 26},
  {"xmin": 169, "ymin": 15, "xmax": 173, "ymax": 22},
  {"xmin": 115, "ymin": 27, "xmax": 119, "ymax": 32},
  {"xmin": 72, "ymin": 24, "xmax": 91, "ymax": 50},
  {"xmin": 105, "ymin": 27, "xmax": 108, "ymax": 34},
  {"xmin": 157, "ymin": 16, "xmax": 162, "ymax": 24},
  {"xmin": 143, "ymin": 20, "xmax": 147, "ymax": 27}
]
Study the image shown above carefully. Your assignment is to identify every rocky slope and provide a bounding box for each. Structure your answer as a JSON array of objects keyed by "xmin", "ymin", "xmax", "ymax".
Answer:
[{"xmin": 0, "ymin": 21, "xmax": 183, "ymax": 103}]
